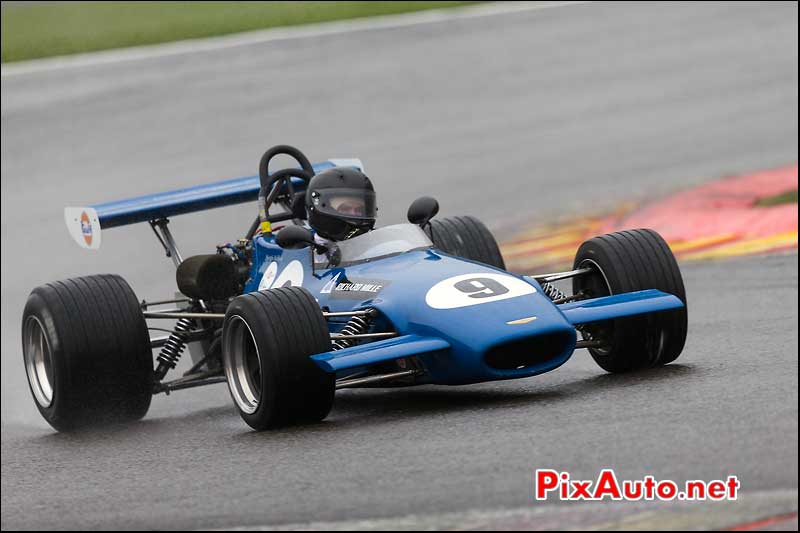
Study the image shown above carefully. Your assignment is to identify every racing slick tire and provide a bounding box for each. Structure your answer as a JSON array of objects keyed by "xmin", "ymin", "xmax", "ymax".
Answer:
[
  {"xmin": 425, "ymin": 215, "xmax": 505, "ymax": 269},
  {"xmin": 573, "ymin": 229, "xmax": 687, "ymax": 373},
  {"xmin": 222, "ymin": 286, "xmax": 335, "ymax": 430},
  {"xmin": 21, "ymin": 274, "xmax": 154, "ymax": 431}
]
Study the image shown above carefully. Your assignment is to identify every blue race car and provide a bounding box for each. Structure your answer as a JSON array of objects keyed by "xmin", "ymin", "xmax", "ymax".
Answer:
[{"xmin": 22, "ymin": 145, "xmax": 687, "ymax": 431}]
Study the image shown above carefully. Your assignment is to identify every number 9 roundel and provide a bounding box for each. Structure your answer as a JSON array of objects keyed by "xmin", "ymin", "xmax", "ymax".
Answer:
[{"xmin": 425, "ymin": 273, "xmax": 536, "ymax": 309}]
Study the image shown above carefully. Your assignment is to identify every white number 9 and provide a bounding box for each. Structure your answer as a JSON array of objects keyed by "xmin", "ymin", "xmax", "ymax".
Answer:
[{"xmin": 425, "ymin": 273, "xmax": 536, "ymax": 309}]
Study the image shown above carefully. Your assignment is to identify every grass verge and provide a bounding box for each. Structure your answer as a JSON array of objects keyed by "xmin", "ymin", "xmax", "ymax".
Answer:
[
  {"xmin": 1, "ymin": 1, "xmax": 478, "ymax": 63},
  {"xmin": 755, "ymin": 189, "xmax": 798, "ymax": 207}
]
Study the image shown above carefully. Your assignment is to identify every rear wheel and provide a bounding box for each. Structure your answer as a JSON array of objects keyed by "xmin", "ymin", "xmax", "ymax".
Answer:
[
  {"xmin": 425, "ymin": 215, "xmax": 505, "ymax": 269},
  {"xmin": 21, "ymin": 274, "xmax": 154, "ymax": 431},
  {"xmin": 573, "ymin": 229, "xmax": 687, "ymax": 373},
  {"xmin": 222, "ymin": 286, "xmax": 334, "ymax": 430}
]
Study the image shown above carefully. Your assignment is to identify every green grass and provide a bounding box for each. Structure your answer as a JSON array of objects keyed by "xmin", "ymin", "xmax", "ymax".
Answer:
[
  {"xmin": 1, "ymin": 1, "xmax": 478, "ymax": 63},
  {"xmin": 755, "ymin": 189, "xmax": 798, "ymax": 207}
]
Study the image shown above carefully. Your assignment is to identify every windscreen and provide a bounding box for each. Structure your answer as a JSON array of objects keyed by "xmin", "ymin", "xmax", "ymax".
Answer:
[{"xmin": 318, "ymin": 223, "xmax": 432, "ymax": 267}]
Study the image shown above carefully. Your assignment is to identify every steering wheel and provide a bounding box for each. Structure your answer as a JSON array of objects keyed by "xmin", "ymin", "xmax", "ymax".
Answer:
[{"xmin": 250, "ymin": 145, "xmax": 315, "ymax": 238}]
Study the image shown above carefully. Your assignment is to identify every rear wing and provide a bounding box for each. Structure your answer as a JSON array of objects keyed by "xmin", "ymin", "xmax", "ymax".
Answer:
[{"xmin": 64, "ymin": 158, "xmax": 363, "ymax": 250}]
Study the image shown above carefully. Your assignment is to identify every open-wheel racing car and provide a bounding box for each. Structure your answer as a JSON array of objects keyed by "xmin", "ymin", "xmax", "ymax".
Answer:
[{"xmin": 22, "ymin": 145, "xmax": 688, "ymax": 431}]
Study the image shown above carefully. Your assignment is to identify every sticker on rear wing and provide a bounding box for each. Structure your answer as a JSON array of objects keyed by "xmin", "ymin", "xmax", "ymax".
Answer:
[{"xmin": 64, "ymin": 207, "xmax": 101, "ymax": 250}]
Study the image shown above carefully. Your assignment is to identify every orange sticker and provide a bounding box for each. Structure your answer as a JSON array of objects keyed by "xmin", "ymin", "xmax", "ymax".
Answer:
[{"xmin": 80, "ymin": 211, "xmax": 93, "ymax": 246}]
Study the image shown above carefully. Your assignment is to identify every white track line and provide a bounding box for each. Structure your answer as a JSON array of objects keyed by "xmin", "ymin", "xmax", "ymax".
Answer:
[{"xmin": 1, "ymin": 1, "xmax": 588, "ymax": 78}]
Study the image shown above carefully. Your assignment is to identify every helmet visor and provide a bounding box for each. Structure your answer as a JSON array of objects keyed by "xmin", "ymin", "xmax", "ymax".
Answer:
[{"xmin": 312, "ymin": 188, "xmax": 376, "ymax": 219}]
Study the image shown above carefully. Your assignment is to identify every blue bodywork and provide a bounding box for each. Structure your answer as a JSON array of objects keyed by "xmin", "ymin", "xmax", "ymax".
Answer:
[{"xmin": 244, "ymin": 232, "xmax": 684, "ymax": 386}]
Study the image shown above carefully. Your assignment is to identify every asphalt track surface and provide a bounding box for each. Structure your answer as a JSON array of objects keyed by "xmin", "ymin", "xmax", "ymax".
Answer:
[{"xmin": 1, "ymin": 1, "xmax": 798, "ymax": 530}]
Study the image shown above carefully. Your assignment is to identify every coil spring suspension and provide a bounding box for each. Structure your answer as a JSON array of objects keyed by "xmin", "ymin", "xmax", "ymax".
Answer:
[
  {"xmin": 332, "ymin": 315, "xmax": 371, "ymax": 350},
  {"xmin": 155, "ymin": 317, "xmax": 194, "ymax": 380},
  {"xmin": 541, "ymin": 282, "xmax": 568, "ymax": 302}
]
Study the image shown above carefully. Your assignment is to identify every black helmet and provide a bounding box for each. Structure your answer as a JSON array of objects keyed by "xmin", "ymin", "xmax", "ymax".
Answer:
[{"xmin": 305, "ymin": 167, "xmax": 377, "ymax": 240}]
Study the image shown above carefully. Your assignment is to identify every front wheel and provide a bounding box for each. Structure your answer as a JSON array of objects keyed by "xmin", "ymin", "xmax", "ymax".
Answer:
[
  {"xmin": 22, "ymin": 275, "xmax": 154, "ymax": 431},
  {"xmin": 573, "ymin": 229, "xmax": 688, "ymax": 373},
  {"xmin": 222, "ymin": 286, "xmax": 335, "ymax": 430}
]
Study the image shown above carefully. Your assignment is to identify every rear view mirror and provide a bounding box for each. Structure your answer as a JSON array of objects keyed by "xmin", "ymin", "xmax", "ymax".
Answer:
[{"xmin": 407, "ymin": 196, "xmax": 439, "ymax": 227}]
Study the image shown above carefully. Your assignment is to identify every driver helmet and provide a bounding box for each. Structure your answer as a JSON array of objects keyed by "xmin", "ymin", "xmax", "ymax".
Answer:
[{"xmin": 305, "ymin": 167, "xmax": 377, "ymax": 241}]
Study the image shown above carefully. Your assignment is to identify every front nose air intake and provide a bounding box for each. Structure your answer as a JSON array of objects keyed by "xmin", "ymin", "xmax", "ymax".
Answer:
[{"xmin": 484, "ymin": 331, "xmax": 575, "ymax": 370}]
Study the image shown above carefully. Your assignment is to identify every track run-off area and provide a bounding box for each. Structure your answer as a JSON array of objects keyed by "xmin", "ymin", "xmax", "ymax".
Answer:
[{"xmin": 502, "ymin": 165, "xmax": 798, "ymax": 273}]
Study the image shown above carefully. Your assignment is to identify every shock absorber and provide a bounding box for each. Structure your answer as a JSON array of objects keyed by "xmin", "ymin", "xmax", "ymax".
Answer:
[
  {"xmin": 332, "ymin": 315, "xmax": 371, "ymax": 350},
  {"xmin": 541, "ymin": 282, "xmax": 592, "ymax": 337},
  {"xmin": 541, "ymin": 282, "xmax": 568, "ymax": 302},
  {"xmin": 155, "ymin": 317, "xmax": 195, "ymax": 380}
]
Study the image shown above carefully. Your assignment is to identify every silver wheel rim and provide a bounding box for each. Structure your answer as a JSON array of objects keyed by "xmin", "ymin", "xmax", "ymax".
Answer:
[
  {"xmin": 578, "ymin": 258, "xmax": 614, "ymax": 357},
  {"xmin": 23, "ymin": 316, "xmax": 54, "ymax": 408},
  {"xmin": 578, "ymin": 258, "xmax": 612, "ymax": 296},
  {"xmin": 223, "ymin": 315, "xmax": 263, "ymax": 415}
]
